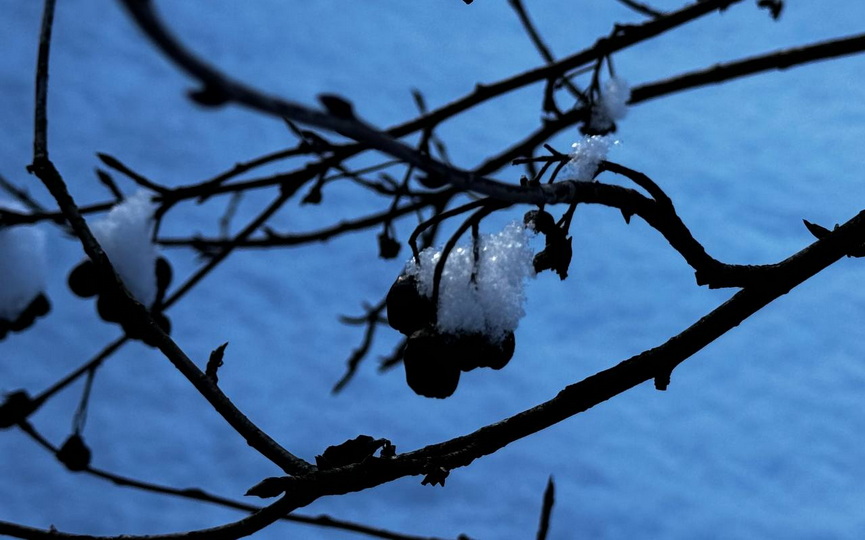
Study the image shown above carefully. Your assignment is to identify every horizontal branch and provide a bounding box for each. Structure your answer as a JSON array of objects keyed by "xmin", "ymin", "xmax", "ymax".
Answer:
[{"xmin": 158, "ymin": 193, "xmax": 451, "ymax": 250}]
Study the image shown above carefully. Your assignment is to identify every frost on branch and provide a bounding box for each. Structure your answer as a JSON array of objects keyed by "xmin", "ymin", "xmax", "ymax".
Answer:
[
  {"xmin": 89, "ymin": 190, "xmax": 159, "ymax": 307},
  {"xmin": 0, "ymin": 200, "xmax": 50, "ymax": 338},
  {"xmin": 406, "ymin": 221, "xmax": 534, "ymax": 342},
  {"xmin": 567, "ymin": 135, "xmax": 619, "ymax": 182}
]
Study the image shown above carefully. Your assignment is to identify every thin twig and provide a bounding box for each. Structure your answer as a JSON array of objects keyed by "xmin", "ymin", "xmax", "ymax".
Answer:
[
  {"xmin": 630, "ymin": 33, "xmax": 865, "ymax": 105},
  {"xmin": 16, "ymin": 421, "xmax": 457, "ymax": 540},
  {"xmin": 614, "ymin": 0, "xmax": 665, "ymax": 18},
  {"xmin": 536, "ymin": 477, "xmax": 555, "ymax": 540}
]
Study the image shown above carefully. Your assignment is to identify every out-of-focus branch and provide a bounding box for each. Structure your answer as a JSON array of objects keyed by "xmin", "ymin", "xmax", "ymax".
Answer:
[
  {"xmin": 117, "ymin": 0, "xmax": 746, "ymax": 206},
  {"xmin": 0, "ymin": 495, "xmax": 304, "ymax": 540},
  {"xmin": 27, "ymin": 0, "xmax": 314, "ymax": 478},
  {"xmin": 15, "ymin": 421, "xmax": 457, "ymax": 540}
]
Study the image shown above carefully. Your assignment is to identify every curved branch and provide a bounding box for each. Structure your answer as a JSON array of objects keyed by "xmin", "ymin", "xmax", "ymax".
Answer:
[
  {"xmin": 0, "ymin": 494, "xmax": 303, "ymax": 540},
  {"xmin": 253, "ymin": 208, "xmax": 865, "ymax": 501}
]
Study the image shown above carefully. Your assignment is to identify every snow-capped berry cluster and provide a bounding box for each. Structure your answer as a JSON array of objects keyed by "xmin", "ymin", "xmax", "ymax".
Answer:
[
  {"xmin": 589, "ymin": 76, "xmax": 631, "ymax": 133},
  {"xmin": 407, "ymin": 221, "xmax": 534, "ymax": 341},
  {"xmin": 567, "ymin": 135, "xmax": 618, "ymax": 182},
  {"xmin": 0, "ymin": 200, "xmax": 51, "ymax": 340},
  {"xmin": 89, "ymin": 190, "xmax": 160, "ymax": 307},
  {"xmin": 387, "ymin": 222, "xmax": 534, "ymax": 398},
  {"xmin": 68, "ymin": 191, "xmax": 172, "ymax": 346}
]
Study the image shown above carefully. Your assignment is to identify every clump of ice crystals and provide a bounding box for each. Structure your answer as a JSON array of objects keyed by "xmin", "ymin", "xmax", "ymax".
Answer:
[
  {"xmin": 406, "ymin": 221, "xmax": 534, "ymax": 342},
  {"xmin": 90, "ymin": 190, "xmax": 159, "ymax": 307},
  {"xmin": 568, "ymin": 135, "xmax": 619, "ymax": 181}
]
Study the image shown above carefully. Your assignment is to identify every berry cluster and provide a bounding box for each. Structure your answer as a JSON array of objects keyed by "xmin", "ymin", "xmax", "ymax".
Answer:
[
  {"xmin": 0, "ymin": 293, "xmax": 50, "ymax": 341},
  {"xmin": 68, "ymin": 257, "xmax": 172, "ymax": 347},
  {"xmin": 387, "ymin": 274, "xmax": 515, "ymax": 399}
]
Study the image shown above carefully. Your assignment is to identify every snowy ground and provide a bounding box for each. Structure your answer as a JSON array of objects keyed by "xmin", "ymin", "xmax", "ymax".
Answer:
[{"xmin": 2, "ymin": 1, "xmax": 865, "ymax": 538}]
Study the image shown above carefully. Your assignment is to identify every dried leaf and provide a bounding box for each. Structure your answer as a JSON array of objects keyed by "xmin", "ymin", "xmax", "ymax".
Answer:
[
  {"xmin": 315, "ymin": 435, "xmax": 389, "ymax": 469},
  {"xmin": 206, "ymin": 342, "xmax": 228, "ymax": 383},
  {"xmin": 245, "ymin": 476, "xmax": 288, "ymax": 499},
  {"xmin": 318, "ymin": 94, "xmax": 356, "ymax": 120},
  {"xmin": 802, "ymin": 219, "xmax": 831, "ymax": 240},
  {"xmin": 421, "ymin": 466, "xmax": 449, "ymax": 487}
]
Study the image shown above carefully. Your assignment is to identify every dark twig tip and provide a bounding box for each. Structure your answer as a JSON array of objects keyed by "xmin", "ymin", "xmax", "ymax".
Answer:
[
  {"xmin": 188, "ymin": 85, "xmax": 230, "ymax": 107},
  {"xmin": 536, "ymin": 475, "xmax": 556, "ymax": 540},
  {"xmin": 206, "ymin": 342, "xmax": 229, "ymax": 383},
  {"xmin": 802, "ymin": 219, "xmax": 831, "ymax": 240}
]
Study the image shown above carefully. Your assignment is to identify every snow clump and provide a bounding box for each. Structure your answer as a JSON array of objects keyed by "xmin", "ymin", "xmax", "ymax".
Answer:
[
  {"xmin": 590, "ymin": 77, "xmax": 631, "ymax": 132},
  {"xmin": 0, "ymin": 200, "xmax": 47, "ymax": 321},
  {"xmin": 406, "ymin": 221, "xmax": 534, "ymax": 342},
  {"xmin": 90, "ymin": 190, "xmax": 159, "ymax": 307},
  {"xmin": 567, "ymin": 135, "xmax": 618, "ymax": 181}
]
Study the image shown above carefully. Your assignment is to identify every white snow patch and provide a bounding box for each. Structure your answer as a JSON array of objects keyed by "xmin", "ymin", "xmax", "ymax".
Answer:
[
  {"xmin": 0, "ymin": 200, "xmax": 47, "ymax": 321},
  {"xmin": 589, "ymin": 77, "xmax": 631, "ymax": 132},
  {"xmin": 406, "ymin": 221, "xmax": 534, "ymax": 341},
  {"xmin": 90, "ymin": 190, "xmax": 159, "ymax": 307},
  {"xmin": 568, "ymin": 135, "xmax": 619, "ymax": 181}
]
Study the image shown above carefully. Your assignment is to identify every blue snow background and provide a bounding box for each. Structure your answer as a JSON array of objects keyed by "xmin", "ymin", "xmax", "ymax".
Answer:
[{"xmin": 2, "ymin": 1, "xmax": 865, "ymax": 538}]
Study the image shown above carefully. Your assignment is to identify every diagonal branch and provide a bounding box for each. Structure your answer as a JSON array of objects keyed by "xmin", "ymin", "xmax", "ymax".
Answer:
[
  {"xmin": 117, "ymin": 0, "xmax": 746, "ymax": 206},
  {"xmin": 27, "ymin": 0, "xmax": 314, "ymax": 477},
  {"xmin": 630, "ymin": 33, "xmax": 865, "ymax": 105}
]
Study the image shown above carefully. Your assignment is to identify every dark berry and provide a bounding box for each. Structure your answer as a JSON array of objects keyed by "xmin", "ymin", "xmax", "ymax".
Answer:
[
  {"xmin": 28, "ymin": 293, "xmax": 51, "ymax": 317},
  {"xmin": 455, "ymin": 331, "xmax": 516, "ymax": 371},
  {"xmin": 377, "ymin": 232, "xmax": 401, "ymax": 260},
  {"xmin": 0, "ymin": 390, "xmax": 34, "ymax": 429},
  {"xmin": 96, "ymin": 291, "xmax": 124, "ymax": 323},
  {"xmin": 524, "ymin": 210, "xmax": 556, "ymax": 235},
  {"xmin": 386, "ymin": 274, "xmax": 434, "ymax": 336},
  {"xmin": 68, "ymin": 260, "xmax": 99, "ymax": 298},
  {"xmin": 403, "ymin": 327, "xmax": 460, "ymax": 399},
  {"xmin": 57, "ymin": 433, "xmax": 91, "ymax": 472},
  {"xmin": 11, "ymin": 293, "xmax": 52, "ymax": 332},
  {"xmin": 8, "ymin": 310, "xmax": 35, "ymax": 332},
  {"xmin": 485, "ymin": 332, "xmax": 515, "ymax": 370}
]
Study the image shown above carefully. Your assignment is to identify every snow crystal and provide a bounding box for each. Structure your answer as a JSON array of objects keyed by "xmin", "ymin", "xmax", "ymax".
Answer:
[
  {"xmin": 0, "ymin": 200, "xmax": 47, "ymax": 321},
  {"xmin": 90, "ymin": 190, "xmax": 159, "ymax": 307},
  {"xmin": 406, "ymin": 221, "xmax": 534, "ymax": 342},
  {"xmin": 568, "ymin": 135, "xmax": 618, "ymax": 181}
]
